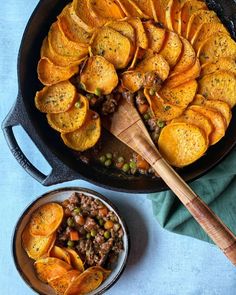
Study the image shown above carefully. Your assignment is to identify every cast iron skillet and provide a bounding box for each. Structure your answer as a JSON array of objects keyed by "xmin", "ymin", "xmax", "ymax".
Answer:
[{"xmin": 2, "ymin": 0, "xmax": 236, "ymax": 193}]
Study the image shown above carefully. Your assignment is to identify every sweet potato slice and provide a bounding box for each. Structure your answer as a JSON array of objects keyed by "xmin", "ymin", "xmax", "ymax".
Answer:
[
  {"xmin": 115, "ymin": 0, "xmax": 146, "ymax": 18},
  {"xmin": 49, "ymin": 270, "xmax": 81, "ymax": 295},
  {"xmin": 187, "ymin": 10, "xmax": 219, "ymax": 44},
  {"xmin": 48, "ymin": 22, "xmax": 88, "ymax": 59},
  {"xmin": 29, "ymin": 203, "xmax": 64, "ymax": 236},
  {"xmin": 170, "ymin": 37, "xmax": 196, "ymax": 76},
  {"xmin": 193, "ymin": 23, "xmax": 229, "ymax": 53},
  {"xmin": 121, "ymin": 71, "xmax": 144, "ymax": 92},
  {"xmin": 144, "ymin": 89, "xmax": 185, "ymax": 121},
  {"xmin": 192, "ymin": 94, "xmax": 232, "ymax": 127},
  {"xmin": 61, "ymin": 110, "xmax": 101, "ymax": 152},
  {"xmin": 165, "ymin": 59, "xmax": 200, "ymax": 88},
  {"xmin": 88, "ymin": 0, "xmax": 125, "ymax": 21},
  {"xmin": 181, "ymin": 0, "xmax": 207, "ymax": 37},
  {"xmin": 80, "ymin": 56, "xmax": 118, "ymax": 94},
  {"xmin": 105, "ymin": 20, "xmax": 135, "ymax": 43},
  {"xmin": 35, "ymin": 81, "xmax": 77, "ymax": 114},
  {"xmin": 171, "ymin": 108, "xmax": 213, "ymax": 144},
  {"xmin": 58, "ymin": 5, "xmax": 91, "ymax": 44},
  {"xmin": 37, "ymin": 57, "xmax": 79, "ymax": 86},
  {"xmin": 189, "ymin": 105, "xmax": 226, "ymax": 145},
  {"xmin": 50, "ymin": 246, "xmax": 71, "ymax": 265},
  {"xmin": 71, "ymin": 0, "xmax": 100, "ymax": 32},
  {"xmin": 127, "ymin": 17, "xmax": 148, "ymax": 49},
  {"xmin": 152, "ymin": 0, "xmax": 171, "ymax": 25},
  {"xmin": 158, "ymin": 122, "xmax": 208, "ymax": 167},
  {"xmin": 131, "ymin": 0, "xmax": 153, "ymax": 18},
  {"xmin": 86, "ymin": 266, "xmax": 111, "ymax": 281},
  {"xmin": 165, "ymin": 0, "xmax": 174, "ymax": 30},
  {"xmin": 143, "ymin": 21, "xmax": 166, "ymax": 53},
  {"xmin": 198, "ymin": 71, "xmax": 236, "ymax": 108},
  {"xmin": 34, "ymin": 257, "xmax": 72, "ymax": 283},
  {"xmin": 200, "ymin": 58, "xmax": 236, "ymax": 77},
  {"xmin": 91, "ymin": 26, "xmax": 133, "ymax": 69},
  {"xmin": 64, "ymin": 248, "xmax": 84, "ymax": 272},
  {"xmin": 198, "ymin": 33, "xmax": 236, "ymax": 65},
  {"xmin": 65, "ymin": 268, "xmax": 103, "ymax": 295},
  {"xmin": 159, "ymin": 31, "xmax": 182, "ymax": 68},
  {"xmin": 22, "ymin": 225, "xmax": 56, "ymax": 260},
  {"xmin": 47, "ymin": 95, "xmax": 89, "ymax": 132},
  {"xmin": 41, "ymin": 37, "xmax": 85, "ymax": 67},
  {"xmin": 159, "ymin": 80, "xmax": 197, "ymax": 107},
  {"xmin": 171, "ymin": 0, "xmax": 187, "ymax": 34}
]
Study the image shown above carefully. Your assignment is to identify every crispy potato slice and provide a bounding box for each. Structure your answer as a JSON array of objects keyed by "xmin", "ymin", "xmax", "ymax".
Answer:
[
  {"xmin": 131, "ymin": 0, "xmax": 153, "ymax": 18},
  {"xmin": 34, "ymin": 257, "xmax": 72, "ymax": 283},
  {"xmin": 50, "ymin": 246, "xmax": 71, "ymax": 265},
  {"xmin": 71, "ymin": 0, "xmax": 100, "ymax": 31},
  {"xmin": 91, "ymin": 27, "xmax": 133, "ymax": 69},
  {"xmin": 58, "ymin": 5, "xmax": 91, "ymax": 44},
  {"xmin": 193, "ymin": 23, "xmax": 229, "ymax": 53},
  {"xmin": 127, "ymin": 17, "xmax": 148, "ymax": 49},
  {"xmin": 22, "ymin": 225, "xmax": 56, "ymax": 260},
  {"xmin": 80, "ymin": 56, "xmax": 118, "ymax": 94},
  {"xmin": 105, "ymin": 20, "xmax": 135, "ymax": 43},
  {"xmin": 198, "ymin": 71, "xmax": 236, "ymax": 108},
  {"xmin": 165, "ymin": 59, "xmax": 200, "ymax": 88},
  {"xmin": 29, "ymin": 203, "xmax": 64, "ymax": 236},
  {"xmin": 170, "ymin": 37, "xmax": 196, "ymax": 76},
  {"xmin": 64, "ymin": 248, "xmax": 84, "ymax": 272},
  {"xmin": 65, "ymin": 268, "xmax": 103, "ymax": 295},
  {"xmin": 86, "ymin": 266, "xmax": 111, "ymax": 281},
  {"xmin": 61, "ymin": 110, "xmax": 101, "ymax": 152},
  {"xmin": 189, "ymin": 105, "xmax": 226, "ymax": 145},
  {"xmin": 171, "ymin": 109, "xmax": 213, "ymax": 144},
  {"xmin": 121, "ymin": 71, "xmax": 143, "ymax": 92},
  {"xmin": 198, "ymin": 33, "xmax": 236, "ymax": 65},
  {"xmin": 165, "ymin": 0, "xmax": 174, "ymax": 30},
  {"xmin": 181, "ymin": 0, "xmax": 207, "ymax": 37},
  {"xmin": 115, "ymin": 0, "xmax": 146, "ymax": 18},
  {"xmin": 143, "ymin": 21, "xmax": 166, "ymax": 53},
  {"xmin": 128, "ymin": 46, "xmax": 140, "ymax": 69},
  {"xmin": 35, "ymin": 81, "xmax": 77, "ymax": 114},
  {"xmin": 159, "ymin": 80, "xmax": 197, "ymax": 107},
  {"xmin": 192, "ymin": 94, "xmax": 232, "ymax": 127},
  {"xmin": 158, "ymin": 122, "xmax": 208, "ymax": 167},
  {"xmin": 144, "ymin": 89, "xmax": 185, "ymax": 121},
  {"xmin": 152, "ymin": 0, "xmax": 170, "ymax": 25},
  {"xmin": 37, "ymin": 57, "xmax": 79, "ymax": 86},
  {"xmin": 48, "ymin": 22, "xmax": 88, "ymax": 59},
  {"xmin": 171, "ymin": 0, "xmax": 187, "ymax": 34},
  {"xmin": 49, "ymin": 270, "xmax": 81, "ymax": 295},
  {"xmin": 187, "ymin": 10, "xmax": 219, "ymax": 44},
  {"xmin": 159, "ymin": 31, "xmax": 182, "ymax": 68},
  {"xmin": 88, "ymin": 0, "xmax": 125, "ymax": 21},
  {"xmin": 47, "ymin": 95, "xmax": 89, "ymax": 132},
  {"xmin": 200, "ymin": 58, "xmax": 236, "ymax": 77}
]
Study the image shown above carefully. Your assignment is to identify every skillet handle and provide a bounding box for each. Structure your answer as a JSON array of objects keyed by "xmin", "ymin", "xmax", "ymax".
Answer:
[{"xmin": 2, "ymin": 94, "xmax": 80, "ymax": 186}]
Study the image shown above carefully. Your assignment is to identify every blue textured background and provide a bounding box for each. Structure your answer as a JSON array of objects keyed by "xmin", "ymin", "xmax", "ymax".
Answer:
[{"xmin": 1, "ymin": 1, "xmax": 236, "ymax": 294}]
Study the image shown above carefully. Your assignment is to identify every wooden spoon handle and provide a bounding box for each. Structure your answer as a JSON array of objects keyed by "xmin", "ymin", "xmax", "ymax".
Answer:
[{"xmin": 136, "ymin": 136, "xmax": 236, "ymax": 265}]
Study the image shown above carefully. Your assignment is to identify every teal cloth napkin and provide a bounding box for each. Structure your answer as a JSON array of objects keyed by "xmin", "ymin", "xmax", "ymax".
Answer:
[{"xmin": 148, "ymin": 147, "xmax": 236, "ymax": 244}]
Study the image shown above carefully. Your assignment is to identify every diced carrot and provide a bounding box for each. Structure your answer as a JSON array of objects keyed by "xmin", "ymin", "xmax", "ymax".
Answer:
[
  {"xmin": 70, "ymin": 230, "xmax": 80, "ymax": 241},
  {"xmin": 137, "ymin": 155, "xmax": 150, "ymax": 170},
  {"xmin": 98, "ymin": 207, "xmax": 108, "ymax": 217},
  {"xmin": 104, "ymin": 220, "xmax": 114, "ymax": 230},
  {"xmin": 138, "ymin": 104, "xmax": 149, "ymax": 114}
]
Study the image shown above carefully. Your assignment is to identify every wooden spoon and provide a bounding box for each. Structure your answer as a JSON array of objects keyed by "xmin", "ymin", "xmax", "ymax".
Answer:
[{"xmin": 104, "ymin": 97, "xmax": 236, "ymax": 265}]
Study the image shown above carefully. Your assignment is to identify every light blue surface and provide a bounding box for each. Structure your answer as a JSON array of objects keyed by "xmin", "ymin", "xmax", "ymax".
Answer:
[{"xmin": 1, "ymin": 1, "xmax": 236, "ymax": 294}]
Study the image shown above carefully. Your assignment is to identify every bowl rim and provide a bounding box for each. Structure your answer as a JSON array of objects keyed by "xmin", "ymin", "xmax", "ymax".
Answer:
[{"xmin": 12, "ymin": 187, "xmax": 130, "ymax": 295}]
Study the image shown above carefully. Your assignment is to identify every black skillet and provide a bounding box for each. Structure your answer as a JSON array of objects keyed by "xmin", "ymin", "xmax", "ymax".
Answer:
[{"xmin": 2, "ymin": 0, "xmax": 236, "ymax": 193}]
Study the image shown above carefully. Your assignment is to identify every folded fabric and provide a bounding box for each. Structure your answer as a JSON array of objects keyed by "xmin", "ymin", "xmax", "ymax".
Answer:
[{"xmin": 148, "ymin": 147, "xmax": 236, "ymax": 244}]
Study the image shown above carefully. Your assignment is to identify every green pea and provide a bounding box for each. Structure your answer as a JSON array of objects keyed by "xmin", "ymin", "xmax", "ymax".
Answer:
[
  {"xmin": 143, "ymin": 113, "xmax": 150, "ymax": 120},
  {"xmin": 98, "ymin": 219, "xmax": 104, "ymax": 226},
  {"xmin": 106, "ymin": 153, "xmax": 112, "ymax": 159},
  {"xmin": 73, "ymin": 207, "xmax": 81, "ymax": 214},
  {"xmin": 99, "ymin": 155, "xmax": 106, "ymax": 163},
  {"xmin": 67, "ymin": 217, "xmax": 75, "ymax": 227},
  {"xmin": 86, "ymin": 94, "xmax": 94, "ymax": 100},
  {"xmin": 86, "ymin": 233, "xmax": 91, "ymax": 239},
  {"xmin": 67, "ymin": 240, "xmax": 74, "ymax": 248},
  {"xmin": 104, "ymin": 159, "xmax": 112, "ymax": 167},
  {"xmin": 157, "ymin": 120, "xmax": 165, "ymax": 128},
  {"xmin": 129, "ymin": 161, "xmax": 136, "ymax": 169},
  {"xmin": 149, "ymin": 88, "xmax": 156, "ymax": 96},
  {"xmin": 91, "ymin": 230, "xmax": 97, "ymax": 237},
  {"xmin": 117, "ymin": 156, "xmax": 124, "ymax": 163},
  {"xmin": 75, "ymin": 101, "xmax": 81, "ymax": 108},
  {"xmin": 104, "ymin": 231, "xmax": 110, "ymax": 239},
  {"xmin": 122, "ymin": 163, "xmax": 130, "ymax": 173},
  {"xmin": 95, "ymin": 88, "xmax": 102, "ymax": 97}
]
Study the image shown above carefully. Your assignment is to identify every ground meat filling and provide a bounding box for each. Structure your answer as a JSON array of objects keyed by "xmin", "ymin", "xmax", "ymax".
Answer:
[{"xmin": 57, "ymin": 192, "xmax": 124, "ymax": 269}]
